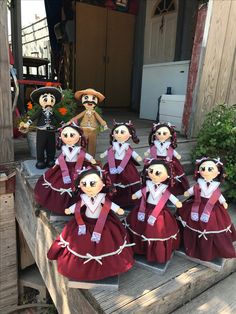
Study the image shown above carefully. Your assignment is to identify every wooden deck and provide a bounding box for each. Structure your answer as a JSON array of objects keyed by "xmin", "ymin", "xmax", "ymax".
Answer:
[{"xmin": 15, "ymin": 164, "xmax": 236, "ymax": 314}]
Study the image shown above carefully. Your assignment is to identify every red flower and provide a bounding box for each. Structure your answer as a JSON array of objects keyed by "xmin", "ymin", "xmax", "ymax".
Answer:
[
  {"xmin": 27, "ymin": 102, "xmax": 33, "ymax": 110},
  {"xmin": 58, "ymin": 107, "xmax": 68, "ymax": 116}
]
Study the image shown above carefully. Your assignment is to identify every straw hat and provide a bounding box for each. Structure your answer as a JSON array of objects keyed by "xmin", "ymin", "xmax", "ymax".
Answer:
[{"xmin": 74, "ymin": 88, "xmax": 105, "ymax": 103}]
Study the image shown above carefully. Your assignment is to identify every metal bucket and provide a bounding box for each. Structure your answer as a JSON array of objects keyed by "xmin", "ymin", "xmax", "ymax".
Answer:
[{"xmin": 27, "ymin": 132, "xmax": 37, "ymax": 158}]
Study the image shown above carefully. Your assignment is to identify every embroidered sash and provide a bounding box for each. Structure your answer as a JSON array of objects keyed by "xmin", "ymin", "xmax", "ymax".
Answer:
[
  {"xmin": 73, "ymin": 149, "xmax": 86, "ymax": 180},
  {"xmin": 108, "ymin": 146, "xmax": 133, "ymax": 174},
  {"xmin": 191, "ymin": 184, "xmax": 221, "ymax": 223},
  {"xmin": 74, "ymin": 198, "xmax": 112, "ymax": 243}
]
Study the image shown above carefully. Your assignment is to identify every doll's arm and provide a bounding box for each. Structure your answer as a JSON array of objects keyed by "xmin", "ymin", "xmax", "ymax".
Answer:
[
  {"xmin": 132, "ymin": 150, "xmax": 142, "ymax": 162},
  {"xmin": 219, "ymin": 194, "xmax": 228, "ymax": 209},
  {"xmin": 65, "ymin": 200, "xmax": 84, "ymax": 215},
  {"xmin": 184, "ymin": 186, "xmax": 194, "ymax": 197},
  {"xmin": 19, "ymin": 108, "xmax": 41, "ymax": 132},
  {"xmin": 132, "ymin": 190, "xmax": 142, "ymax": 200},
  {"xmin": 144, "ymin": 148, "xmax": 150, "ymax": 157},
  {"xmin": 94, "ymin": 111, "xmax": 107, "ymax": 127},
  {"xmin": 169, "ymin": 194, "xmax": 182, "ymax": 208},
  {"xmin": 70, "ymin": 111, "xmax": 85, "ymax": 123},
  {"xmin": 100, "ymin": 150, "xmax": 108, "ymax": 159},
  {"xmin": 173, "ymin": 149, "xmax": 181, "ymax": 160},
  {"xmin": 110, "ymin": 202, "xmax": 124, "ymax": 215},
  {"xmin": 85, "ymin": 152, "xmax": 96, "ymax": 164}
]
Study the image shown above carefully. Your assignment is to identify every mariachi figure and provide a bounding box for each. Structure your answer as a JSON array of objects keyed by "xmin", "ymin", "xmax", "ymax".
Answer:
[
  {"xmin": 126, "ymin": 159, "xmax": 181, "ymax": 264},
  {"xmin": 19, "ymin": 87, "xmax": 63, "ymax": 169},
  {"xmin": 144, "ymin": 122, "xmax": 189, "ymax": 195},
  {"xmin": 100, "ymin": 121, "xmax": 142, "ymax": 208},
  {"xmin": 177, "ymin": 157, "xmax": 236, "ymax": 261},
  {"xmin": 71, "ymin": 88, "xmax": 108, "ymax": 156},
  {"xmin": 34, "ymin": 123, "xmax": 96, "ymax": 214},
  {"xmin": 47, "ymin": 167, "xmax": 135, "ymax": 282}
]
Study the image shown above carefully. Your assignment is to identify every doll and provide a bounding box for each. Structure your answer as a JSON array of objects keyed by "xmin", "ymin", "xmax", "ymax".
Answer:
[
  {"xmin": 19, "ymin": 86, "xmax": 63, "ymax": 169},
  {"xmin": 125, "ymin": 159, "xmax": 181, "ymax": 264},
  {"xmin": 70, "ymin": 88, "xmax": 108, "ymax": 156},
  {"xmin": 177, "ymin": 157, "xmax": 236, "ymax": 261},
  {"xmin": 100, "ymin": 121, "xmax": 142, "ymax": 208},
  {"xmin": 144, "ymin": 122, "xmax": 189, "ymax": 195},
  {"xmin": 34, "ymin": 122, "xmax": 96, "ymax": 214},
  {"xmin": 47, "ymin": 167, "xmax": 135, "ymax": 282}
]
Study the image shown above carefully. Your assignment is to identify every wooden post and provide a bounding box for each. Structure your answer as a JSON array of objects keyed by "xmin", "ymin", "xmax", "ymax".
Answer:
[{"xmin": 0, "ymin": 0, "xmax": 14, "ymax": 162}]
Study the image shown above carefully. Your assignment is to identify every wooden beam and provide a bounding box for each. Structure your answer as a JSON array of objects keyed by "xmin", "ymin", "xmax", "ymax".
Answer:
[{"xmin": 0, "ymin": 0, "xmax": 14, "ymax": 163}]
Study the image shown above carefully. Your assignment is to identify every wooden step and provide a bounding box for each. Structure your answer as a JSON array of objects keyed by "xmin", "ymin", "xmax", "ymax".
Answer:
[
  {"xmin": 172, "ymin": 272, "xmax": 236, "ymax": 314},
  {"xmin": 15, "ymin": 166, "xmax": 236, "ymax": 314}
]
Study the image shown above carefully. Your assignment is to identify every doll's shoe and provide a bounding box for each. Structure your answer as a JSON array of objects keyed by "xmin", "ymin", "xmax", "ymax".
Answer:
[
  {"xmin": 46, "ymin": 160, "xmax": 55, "ymax": 168},
  {"xmin": 35, "ymin": 161, "xmax": 47, "ymax": 169}
]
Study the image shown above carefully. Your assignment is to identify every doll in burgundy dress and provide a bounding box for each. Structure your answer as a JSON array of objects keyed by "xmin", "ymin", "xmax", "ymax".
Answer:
[
  {"xmin": 47, "ymin": 167, "xmax": 135, "ymax": 281},
  {"xmin": 126, "ymin": 159, "xmax": 181, "ymax": 264},
  {"xmin": 177, "ymin": 157, "xmax": 236, "ymax": 261},
  {"xmin": 34, "ymin": 123, "xmax": 96, "ymax": 214},
  {"xmin": 100, "ymin": 121, "xmax": 142, "ymax": 208},
  {"xmin": 144, "ymin": 122, "xmax": 189, "ymax": 195}
]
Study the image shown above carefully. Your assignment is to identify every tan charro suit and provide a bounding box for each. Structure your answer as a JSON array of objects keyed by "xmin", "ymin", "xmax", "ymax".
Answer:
[{"xmin": 75, "ymin": 110, "xmax": 107, "ymax": 156}]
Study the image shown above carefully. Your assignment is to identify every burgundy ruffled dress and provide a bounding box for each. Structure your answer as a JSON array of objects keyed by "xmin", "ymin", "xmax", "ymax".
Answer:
[
  {"xmin": 149, "ymin": 141, "xmax": 189, "ymax": 195},
  {"xmin": 34, "ymin": 145, "xmax": 92, "ymax": 214},
  {"xmin": 103, "ymin": 142, "xmax": 141, "ymax": 208},
  {"xmin": 47, "ymin": 194, "xmax": 135, "ymax": 281},
  {"xmin": 177, "ymin": 179, "xmax": 236, "ymax": 261},
  {"xmin": 126, "ymin": 181, "xmax": 180, "ymax": 263}
]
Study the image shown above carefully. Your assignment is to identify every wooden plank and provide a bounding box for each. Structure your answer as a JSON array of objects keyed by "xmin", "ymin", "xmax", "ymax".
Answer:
[
  {"xmin": 0, "ymin": 0, "xmax": 14, "ymax": 162},
  {"xmin": 18, "ymin": 225, "xmax": 35, "ymax": 270},
  {"xmin": 227, "ymin": 48, "xmax": 236, "ymax": 105},
  {"xmin": 173, "ymin": 273, "xmax": 236, "ymax": 314},
  {"xmin": 193, "ymin": 0, "xmax": 231, "ymax": 135},
  {"xmin": 135, "ymin": 254, "xmax": 173, "ymax": 275},
  {"xmin": 68, "ymin": 276, "xmax": 119, "ymax": 290}
]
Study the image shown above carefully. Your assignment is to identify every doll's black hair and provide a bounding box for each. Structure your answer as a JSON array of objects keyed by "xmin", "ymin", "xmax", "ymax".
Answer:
[
  {"xmin": 73, "ymin": 167, "xmax": 116, "ymax": 196},
  {"xmin": 109, "ymin": 121, "xmax": 140, "ymax": 145},
  {"xmin": 141, "ymin": 159, "xmax": 173, "ymax": 187},
  {"xmin": 148, "ymin": 123, "xmax": 177, "ymax": 148},
  {"xmin": 194, "ymin": 157, "xmax": 225, "ymax": 182},
  {"xmin": 56, "ymin": 124, "xmax": 87, "ymax": 150}
]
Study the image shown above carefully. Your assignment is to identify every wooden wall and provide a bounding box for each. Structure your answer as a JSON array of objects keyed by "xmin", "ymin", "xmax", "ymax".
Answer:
[
  {"xmin": 192, "ymin": 0, "xmax": 236, "ymax": 136},
  {"xmin": 0, "ymin": 0, "xmax": 14, "ymax": 163}
]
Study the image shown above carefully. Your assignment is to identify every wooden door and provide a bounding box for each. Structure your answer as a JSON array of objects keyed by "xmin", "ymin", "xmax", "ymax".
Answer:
[
  {"xmin": 144, "ymin": 0, "xmax": 178, "ymax": 64},
  {"xmin": 105, "ymin": 10, "xmax": 135, "ymax": 107},
  {"xmin": 75, "ymin": 3, "xmax": 107, "ymax": 93}
]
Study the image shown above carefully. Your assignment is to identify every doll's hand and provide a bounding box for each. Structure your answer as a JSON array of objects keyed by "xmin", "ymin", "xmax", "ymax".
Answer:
[
  {"xmin": 91, "ymin": 158, "xmax": 96, "ymax": 164},
  {"xmin": 184, "ymin": 191, "xmax": 190, "ymax": 197},
  {"xmin": 117, "ymin": 208, "xmax": 125, "ymax": 215},
  {"xmin": 18, "ymin": 122, "xmax": 29, "ymax": 134},
  {"xmin": 223, "ymin": 202, "xmax": 228, "ymax": 209},
  {"xmin": 132, "ymin": 194, "xmax": 138, "ymax": 200},
  {"xmin": 176, "ymin": 201, "xmax": 182, "ymax": 208},
  {"xmin": 100, "ymin": 152, "xmax": 106, "ymax": 159},
  {"xmin": 65, "ymin": 208, "xmax": 71, "ymax": 215},
  {"xmin": 144, "ymin": 151, "xmax": 149, "ymax": 157},
  {"xmin": 136, "ymin": 156, "xmax": 142, "ymax": 162},
  {"xmin": 176, "ymin": 153, "xmax": 181, "ymax": 160},
  {"xmin": 103, "ymin": 124, "xmax": 108, "ymax": 131}
]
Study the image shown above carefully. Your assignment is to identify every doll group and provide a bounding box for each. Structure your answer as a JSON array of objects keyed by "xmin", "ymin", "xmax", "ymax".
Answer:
[{"xmin": 32, "ymin": 88, "xmax": 236, "ymax": 284}]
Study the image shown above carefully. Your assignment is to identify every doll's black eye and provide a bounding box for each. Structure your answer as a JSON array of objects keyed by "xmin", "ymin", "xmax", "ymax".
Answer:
[
  {"xmin": 149, "ymin": 169, "xmax": 153, "ymax": 174},
  {"xmin": 81, "ymin": 182, "xmax": 86, "ymax": 187},
  {"xmin": 70, "ymin": 133, "xmax": 75, "ymax": 138},
  {"xmin": 44, "ymin": 98, "xmax": 47, "ymax": 102},
  {"xmin": 155, "ymin": 171, "xmax": 161, "ymax": 176},
  {"xmin": 63, "ymin": 133, "xmax": 68, "ymax": 138},
  {"xmin": 92, "ymin": 96, "xmax": 96, "ymax": 100},
  {"xmin": 115, "ymin": 130, "xmax": 119, "ymax": 134},
  {"xmin": 158, "ymin": 132, "xmax": 161, "ymax": 136},
  {"xmin": 90, "ymin": 181, "xmax": 96, "ymax": 187},
  {"xmin": 84, "ymin": 96, "xmax": 88, "ymax": 100},
  {"xmin": 208, "ymin": 167, "xmax": 214, "ymax": 172},
  {"xmin": 121, "ymin": 130, "xmax": 125, "ymax": 134},
  {"xmin": 200, "ymin": 167, "xmax": 205, "ymax": 171},
  {"xmin": 163, "ymin": 132, "xmax": 167, "ymax": 136}
]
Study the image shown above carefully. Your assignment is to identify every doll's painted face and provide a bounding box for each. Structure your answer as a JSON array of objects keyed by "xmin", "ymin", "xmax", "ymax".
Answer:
[
  {"xmin": 39, "ymin": 93, "xmax": 56, "ymax": 108},
  {"xmin": 147, "ymin": 164, "xmax": 169, "ymax": 184},
  {"xmin": 113, "ymin": 125, "xmax": 131, "ymax": 143},
  {"xmin": 199, "ymin": 160, "xmax": 220, "ymax": 181},
  {"xmin": 155, "ymin": 126, "xmax": 171, "ymax": 143},
  {"xmin": 82, "ymin": 94, "xmax": 98, "ymax": 110},
  {"xmin": 61, "ymin": 127, "xmax": 81, "ymax": 146},
  {"xmin": 79, "ymin": 173, "xmax": 104, "ymax": 197}
]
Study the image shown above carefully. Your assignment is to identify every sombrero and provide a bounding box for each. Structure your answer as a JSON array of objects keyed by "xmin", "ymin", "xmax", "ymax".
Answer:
[
  {"xmin": 74, "ymin": 88, "xmax": 105, "ymax": 103},
  {"xmin": 30, "ymin": 87, "xmax": 62, "ymax": 104}
]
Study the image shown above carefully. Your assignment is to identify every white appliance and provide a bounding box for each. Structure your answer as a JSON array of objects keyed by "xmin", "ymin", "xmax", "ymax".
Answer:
[{"xmin": 159, "ymin": 94, "xmax": 186, "ymax": 131}]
